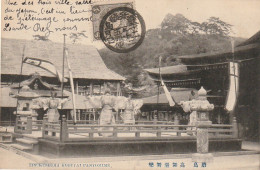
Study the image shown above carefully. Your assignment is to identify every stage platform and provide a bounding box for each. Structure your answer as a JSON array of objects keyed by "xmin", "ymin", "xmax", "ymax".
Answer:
[
  {"xmin": 3, "ymin": 122, "xmax": 242, "ymax": 158},
  {"xmin": 38, "ymin": 137, "xmax": 242, "ymax": 158}
]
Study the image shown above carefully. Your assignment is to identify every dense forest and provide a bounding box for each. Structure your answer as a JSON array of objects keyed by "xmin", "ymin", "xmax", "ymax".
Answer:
[{"xmin": 98, "ymin": 13, "xmax": 245, "ymax": 97}]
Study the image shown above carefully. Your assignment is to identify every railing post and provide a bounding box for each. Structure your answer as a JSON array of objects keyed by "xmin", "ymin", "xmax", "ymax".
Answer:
[
  {"xmin": 135, "ymin": 126, "xmax": 140, "ymax": 138},
  {"xmin": 14, "ymin": 115, "xmax": 20, "ymax": 133},
  {"xmin": 153, "ymin": 110, "xmax": 157, "ymax": 130},
  {"xmin": 113, "ymin": 126, "xmax": 117, "ymax": 137},
  {"xmin": 156, "ymin": 126, "xmax": 161, "ymax": 137},
  {"xmin": 37, "ymin": 120, "xmax": 42, "ymax": 131},
  {"xmin": 42, "ymin": 114, "xmax": 48, "ymax": 138},
  {"xmin": 174, "ymin": 115, "xmax": 180, "ymax": 136},
  {"xmin": 60, "ymin": 115, "xmax": 68, "ymax": 142},
  {"xmin": 26, "ymin": 116, "xmax": 32, "ymax": 134},
  {"xmin": 89, "ymin": 126, "xmax": 94, "ymax": 138},
  {"xmin": 232, "ymin": 117, "xmax": 238, "ymax": 138}
]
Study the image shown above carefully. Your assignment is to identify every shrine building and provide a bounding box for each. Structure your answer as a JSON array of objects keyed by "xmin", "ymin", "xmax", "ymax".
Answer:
[
  {"xmin": 1, "ymin": 38, "xmax": 125, "ymax": 124},
  {"xmin": 144, "ymin": 31, "xmax": 260, "ymax": 140}
]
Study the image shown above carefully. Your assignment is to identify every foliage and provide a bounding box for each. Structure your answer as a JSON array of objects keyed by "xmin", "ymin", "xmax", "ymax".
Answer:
[
  {"xmin": 161, "ymin": 14, "xmax": 233, "ymax": 36},
  {"xmin": 98, "ymin": 14, "xmax": 244, "ymax": 98}
]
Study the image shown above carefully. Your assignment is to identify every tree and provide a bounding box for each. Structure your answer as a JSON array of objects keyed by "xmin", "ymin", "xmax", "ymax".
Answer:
[
  {"xmin": 161, "ymin": 13, "xmax": 191, "ymax": 35},
  {"xmin": 201, "ymin": 17, "xmax": 232, "ymax": 36},
  {"xmin": 98, "ymin": 13, "xmax": 238, "ymax": 98},
  {"xmin": 189, "ymin": 22, "xmax": 202, "ymax": 35}
]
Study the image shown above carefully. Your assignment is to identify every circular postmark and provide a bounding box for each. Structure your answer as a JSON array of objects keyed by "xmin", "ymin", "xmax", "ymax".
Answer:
[{"xmin": 99, "ymin": 7, "xmax": 146, "ymax": 53}]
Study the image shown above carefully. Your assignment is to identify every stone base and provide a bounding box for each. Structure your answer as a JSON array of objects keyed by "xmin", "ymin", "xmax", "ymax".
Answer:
[
  {"xmin": 192, "ymin": 153, "xmax": 213, "ymax": 163},
  {"xmin": 0, "ymin": 132, "xmax": 13, "ymax": 143}
]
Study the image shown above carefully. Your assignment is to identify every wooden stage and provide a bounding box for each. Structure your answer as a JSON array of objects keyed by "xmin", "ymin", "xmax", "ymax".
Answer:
[{"xmin": 8, "ymin": 116, "xmax": 242, "ymax": 157}]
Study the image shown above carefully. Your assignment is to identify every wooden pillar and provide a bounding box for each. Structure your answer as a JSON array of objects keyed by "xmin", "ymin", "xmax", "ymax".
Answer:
[
  {"xmin": 78, "ymin": 110, "xmax": 81, "ymax": 121},
  {"xmin": 89, "ymin": 127, "xmax": 94, "ymax": 138},
  {"xmin": 232, "ymin": 117, "xmax": 238, "ymax": 138},
  {"xmin": 93, "ymin": 109, "xmax": 96, "ymax": 121},
  {"xmin": 135, "ymin": 126, "xmax": 140, "ymax": 137},
  {"xmin": 116, "ymin": 111, "xmax": 119, "ymax": 121},
  {"xmin": 92, "ymin": 109, "xmax": 95, "ymax": 122},
  {"xmin": 113, "ymin": 126, "xmax": 118, "ymax": 137},
  {"xmin": 90, "ymin": 82, "xmax": 93, "ymax": 96},
  {"xmin": 165, "ymin": 112, "xmax": 169, "ymax": 121},
  {"xmin": 99, "ymin": 83, "xmax": 102, "ymax": 95},
  {"xmin": 217, "ymin": 113, "xmax": 221, "ymax": 124},
  {"xmin": 153, "ymin": 111, "xmax": 157, "ymax": 130},
  {"xmin": 116, "ymin": 82, "xmax": 120, "ymax": 96},
  {"xmin": 174, "ymin": 114, "xmax": 180, "ymax": 136},
  {"xmin": 76, "ymin": 81, "xmax": 79, "ymax": 95},
  {"xmin": 156, "ymin": 126, "xmax": 161, "ymax": 137},
  {"xmin": 103, "ymin": 82, "xmax": 107, "ymax": 90}
]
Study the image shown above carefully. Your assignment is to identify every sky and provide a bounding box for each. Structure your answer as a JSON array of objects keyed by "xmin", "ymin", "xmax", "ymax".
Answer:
[
  {"xmin": 1, "ymin": 0, "xmax": 260, "ymax": 46},
  {"xmin": 136, "ymin": 0, "xmax": 260, "ymax": 38}
]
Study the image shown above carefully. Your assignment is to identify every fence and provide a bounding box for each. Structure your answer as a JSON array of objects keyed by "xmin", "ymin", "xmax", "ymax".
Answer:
[
  {"xmin": 41, "ymin": 115, "xmax": 238, "ymax": 142},
  {"xmin": 0, "ymin": 121, "xmax": 15, "ymax": 126},
  {"xmin": 14, "ymin": 115, "xmax": 42, "ymax": 134}
]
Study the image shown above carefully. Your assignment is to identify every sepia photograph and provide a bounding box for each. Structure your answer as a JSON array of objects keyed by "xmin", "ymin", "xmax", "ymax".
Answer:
[{"xmin": 0, "ymin": 0, "xmax": 259, "ymax": 169}]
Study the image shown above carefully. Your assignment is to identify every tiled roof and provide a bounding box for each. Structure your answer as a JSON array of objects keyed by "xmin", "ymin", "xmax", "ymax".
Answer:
[
  {"xmin": 176, "ymin": 30, "xmax": 260, "ymax": 61},
  {"xmin": 237, "ymin": 30, "xmax": 260, "ymax": 47},
  {"xmin": 144, "ymin": 65, "xmax": 187, "ymax": 75},
  {"xmin": 1, "ymin": 38, "xmax": 125, "ymax": 81},
  {"xmin": 142, "ymin": 88, "xmax": 198, "ymax": 105}
]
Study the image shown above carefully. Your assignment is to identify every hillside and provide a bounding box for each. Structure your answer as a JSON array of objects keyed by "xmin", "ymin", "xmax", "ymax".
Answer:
[{"xmin": 98, "ymin": 13, "xmax": 246, "ymax": 97}]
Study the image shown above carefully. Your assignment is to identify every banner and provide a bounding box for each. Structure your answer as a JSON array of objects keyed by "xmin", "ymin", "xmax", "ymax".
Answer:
[
  {"xmin": 225, "ymin": 62, "xmax": 239, "ymax": 112},
  {"xmin": 159, "ymin": 56, "xmax": 175, "ymax": 107},
  {"xmin": 23, "ymin": 57, "xmax": 65, "ymax": 82},
  {"xmin": 161, "ymin": 79, "xmax": 175, "ymax": 107}
]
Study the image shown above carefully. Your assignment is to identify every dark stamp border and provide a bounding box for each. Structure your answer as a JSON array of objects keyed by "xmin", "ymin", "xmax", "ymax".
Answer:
[{"xmin": 99, "ymin": 7, "xmax": 146, "ymax": 53}]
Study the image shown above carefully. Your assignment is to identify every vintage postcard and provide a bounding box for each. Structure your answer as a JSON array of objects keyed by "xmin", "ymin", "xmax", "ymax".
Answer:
[{"xmin": 0, "ymin": 0, "xmax": 259, "ymax": 169}]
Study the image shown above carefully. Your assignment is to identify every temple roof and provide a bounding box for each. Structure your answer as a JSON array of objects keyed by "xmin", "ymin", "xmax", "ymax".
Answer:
[
  {"xmin": 177, "ymin": 30, "xmax": 260, "ymax": 64},
  {"xmin": 142, "ymin": 88, "xmax": 198, "ymax": 105},
  {"xmin": 1, "ymin": 38, "xmax": 125, "ymax": 81},
  {"xmin": 237, "ymin": 30, "xmax": 260, "ymax": 47},
  {"xmin": 11, "ymin": 73, "xmax": 58, "ymax": 90},
  {"xmin": 144, "ymin": 65, "xmax": 187, "ymax": 75},
  {"xmin": 177, "ymin": 43, "xmax": 260, "ymax": 63},
  {"xmin": 144, "ymin": 30, "xmax": 260, "ymax": 74}
]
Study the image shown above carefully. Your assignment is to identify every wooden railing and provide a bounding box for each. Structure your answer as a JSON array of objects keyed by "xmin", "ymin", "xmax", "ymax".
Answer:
[
  {"xmin": 14, "ymin": 115, "xmax": 42, "ymax": 134},
  {"xmin": 42, "ymin": 116, "xmax": 61, "ymax": 141},
  {"xmin": 14, "ymin": 115, "xmax": 32, "ymax": 134},
  {"xmin": 0, "ymin": 121, "xmax": 15, "ymax": 126},
  {"xmin": 41, "ymin": 115, "xmax": 238, "ymax": 142},
  {"xmin": 14, "ymin": 114, "xmax": 238, "ymax": 141}
]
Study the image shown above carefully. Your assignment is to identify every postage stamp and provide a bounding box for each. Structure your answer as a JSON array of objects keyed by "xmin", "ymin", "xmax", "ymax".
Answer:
[
  {"xmin": 91, "ymin": 1, "xmax": 135, "ymax": 41},
  {"xmin": 99, "ymin": 7, "xmax": 146, "ymax": 53}
]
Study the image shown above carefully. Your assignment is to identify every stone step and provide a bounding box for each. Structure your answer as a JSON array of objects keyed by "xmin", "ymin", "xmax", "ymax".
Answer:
[
  {"xmin": 16, "ymin": 138, "xmax": 38, "ymax": 145},
  {"xmin": 11, "ymin": 143, "xmax": 32, "ymax": 151}
]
